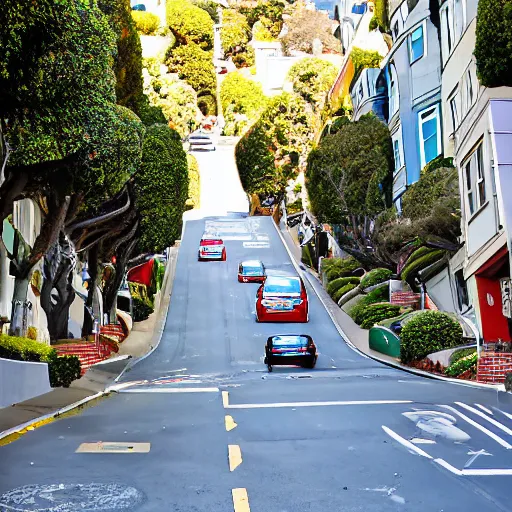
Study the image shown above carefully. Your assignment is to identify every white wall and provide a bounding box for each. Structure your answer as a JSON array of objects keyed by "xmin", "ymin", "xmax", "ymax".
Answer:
[{"xmin": 0, "ymin": 357, "xmax": 51, "ymax": 408}]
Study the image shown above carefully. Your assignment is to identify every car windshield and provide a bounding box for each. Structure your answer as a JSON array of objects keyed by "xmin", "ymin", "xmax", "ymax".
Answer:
[
  {"xmin": 264, "ymin": 277, "xmax": 300, "ymax": 295},
  {"xmin": 271, "ymin": 335, "xmax": 308, "ymax": 347},
  {"xmin": 242, "ymin": 264, "xmax": 262, "ymax": 275}
]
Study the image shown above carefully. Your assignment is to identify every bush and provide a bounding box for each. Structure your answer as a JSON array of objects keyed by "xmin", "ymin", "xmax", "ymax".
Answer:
[
  {"xmin": 187, "ymin": 154, "xmax": 200, "ymax": 209},
  {"xmin": 333, "ymin": 283, "xmax": 358, "ymax": 303},
  {"xmin": 286, "ymin": 58, "xmax": 337, "ymax": 109},
  {"xmin": 0, "ymin": 334, "xmax": 81, "ymax": 387},
  {"xmin": 232, "ymin": 46, "xmax": 255, "ymax": 68},
  {"xmin": 359, "ymin": 303, "xmax": 401, "ymax": 329},
  {"xmin": 132, "ymin": 296, "xmax": 154, "ymax": 322},
  {"xmin": 327, "ymin": 276, "xmax": 361, "ymax": 297},
  {"xmin": 166, "ymin": 42, "xmax": 216, "ymax": 96},
  {"xmin": 138, "ymin": 95, "xmax": 167, "ymax": 126},
  {"xmin": 48, "ymin": 355, "xmax": 81, "ymax": 388},
  {"xmin": 240, "ymin": 1, "xmax": 284, "ymax": 37},
  {"xmin": 252, "ymin": 17, "xmax": 276, "ymax": 42},
  {"xmin": 474, "ymin": 0, "xmax": 512, "ymax": 87},
  {"xmin": 360, "ymin": 268, "xmax": 392, "ymax": 289},
  {"xmin": 198, "ymin": 93, "xmax": 217, "ymax": 116},
  {"xmin": 191, "ymin": 0, "xmax": 219, "ymax": 23},
  {"xmin": 350, "ymin": 47, "xmax": 382, "ymax": 89},
  {"xmin": 369, "ymin": 16, "xmax": 379, "ymax": 31},
  {"xmin": 373, "ymin": 0, "xmax": 389, "ymax": 32},
  {"xmin": 350, "ymin": 286, "xmax": 389, "ymax": 323},
  {"xmin": 132, "ymin": 11, "xmax": 160, "ymax": 35},
  {"xmin": 281, "ymin": 8, "xmax": 341, "ymax": 55},
  {"xmin": 166, "ymin": 0, "xmax": 214, "ymax": 49},
  {"xmin": 323, "ymin": 257, "xmax": 361, "ymax": 281},
  {"xmin": 400, "ymin": 311, "xmax": 463, "ymax": 364},
  {"xmin": 221, "ymin": 9, "xmax": 250, "ymax": 54},
  {"xmin": 401, "ymin": 249, "xmax": 445, "ymax": 284},
  {"xmin": 445, "ymin": 353, "xmax": 478, "ymax": 377}
]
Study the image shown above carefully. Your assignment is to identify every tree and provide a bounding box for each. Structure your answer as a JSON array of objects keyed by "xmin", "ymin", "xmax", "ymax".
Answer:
[
  {"xmin": 240, "ymin": 0, "xmax": 285, "ymax": 37},
  {"xmin": 286, "ymin": 58, "xmax": 337, "ymax": 109},
  {"xmin": 166, "ymin": 0, "xmax": 214, "ymax": 49},
  {"xmin": 306, "ymin": 114, "xmax": 393, "ymax": 266},
  {"xmin": 235, "ymin": 93, "xmax": 315, "ymax": 199},
  {"xmin": 221, "ymin": 9, "xmax": 251, "ymax": 55},
  {"xmin": 220, "ymin": 72, "xmax": 267, "ymax": 118},
  {"xmin": 136, "ymin": 125, "xmax": 189, "ymax": 254},
  {"xmin": 98, "ymin": 0, "xmax": 144, "ymax": 115},
  {"xmin": 474, "ymin": 0, "xmax": 512, "ymax": 87},
  {"xmin": 166, "ymin": 43, "xmax": 216, "ymax": 96},
  {"xmin": 281, "ymin": 8, "xmax": 341, "ymax": 55}
]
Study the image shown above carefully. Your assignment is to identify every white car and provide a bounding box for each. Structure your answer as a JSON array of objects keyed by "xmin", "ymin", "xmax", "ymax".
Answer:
[{"xmin": 188, "ymin": 131, "xmax": 216, "ymax": 152}]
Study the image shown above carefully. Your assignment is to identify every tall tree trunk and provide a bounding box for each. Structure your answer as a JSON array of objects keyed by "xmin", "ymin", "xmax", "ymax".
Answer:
[
  {"xmin": 40, "ymin": 233, "xmax": 77, "ymax": 341},
  {"xmin": 82, "ymin": 245, "xmax": 98, "ymax": 337},
  {"xmin": 8, "ymin": 274, "xmax": 30, "ymax": 336}
]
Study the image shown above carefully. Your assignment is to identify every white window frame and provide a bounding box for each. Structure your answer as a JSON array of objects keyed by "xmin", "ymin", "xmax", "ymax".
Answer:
[
  {"xmin": 409, "ymin": 22, "xmax": 426, "ymax": 64},
  {"xmin": 476, "ymin": 144, "xmax": 486, "ymax": 208},
  {"xmin": 389, "ymin": 64, "xmax": 399, "ymax": 117},
  {"xmin": 464, "ymin": 160, "xmax": 475, "ymax": 216},
  {"xmin": 463, "ymin": 141, "xmax": 487, "ymax": 219},
  {"xmin": 453, "ymin": 0, "xmax": 466, "ymax": 43},
  {"xmin": 392, "ymin": 128, "xmax": 405, "ymax": 175},
  {"xmin": 440, "ymin": 4, "xmax": 453, "ymax": 61},
  {"xmin": 449, "ymin": 89, "xmax": 461, "ymax": 133},
  {"xmin": 418, "ymin": 104, "xmax": 442, "ymax": 169}
]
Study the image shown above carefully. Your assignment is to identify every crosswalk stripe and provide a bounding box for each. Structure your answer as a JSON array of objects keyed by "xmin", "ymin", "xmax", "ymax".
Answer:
[{"xmin": 455, "ymin": 402, "xmax": 512, "ymax": 435}]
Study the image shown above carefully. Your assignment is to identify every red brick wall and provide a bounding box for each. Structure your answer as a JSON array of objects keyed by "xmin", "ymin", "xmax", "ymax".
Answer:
[{"xmin": 477, "ymin": 352, "xmax": 512, "ymax": 383}]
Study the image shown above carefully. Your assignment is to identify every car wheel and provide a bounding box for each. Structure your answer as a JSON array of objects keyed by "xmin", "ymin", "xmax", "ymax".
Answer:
[
  {"xmin": 221, "ymin": 249, "xmax": 226, "ymax": 261},
  {"xmin": 267, "ymin": 364, "xmax": 273, "ymax": 372},
  {"xmin": 305, "ymin": 357, "xmax": 316, "ymax": 369}
]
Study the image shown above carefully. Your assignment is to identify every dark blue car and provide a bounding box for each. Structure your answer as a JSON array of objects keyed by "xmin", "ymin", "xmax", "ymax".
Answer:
[{"xmin": 264, "ymin": 334, "xmax": 317, "ymax": 372}]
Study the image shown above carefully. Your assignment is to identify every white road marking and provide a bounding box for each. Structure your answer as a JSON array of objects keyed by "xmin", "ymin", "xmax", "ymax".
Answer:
[
  {"xmin": 222, "ymin": 391, "xmax": 230, "ymax": 408},
  {"xmin": 440, "ymin": 405, "xmax": 512, "ymax": 449},
  {"xmin": 475, "ymin": 404, "xmax": 494, "ymax": 415},
  {"xmin": 434, "ymin": 458, "xmax": 463, "ymax": 475},
  {"xmin": 455, "ymin": 402, "xmax": 512, "ymax": 435},
  {"xmin": 403, "ymin": 410, "xmax": 470, "ymax": 442},
  {"xmin": 410, "ymin": 438, "xmax": 436, "ymax": 444},
  {"xmin": 496, "ymin": 409, "xmax": 512, "ymax": 421},
  {"xmin": 436, "ymin": 458, "xmax": 512, "ymax": 476},
  {"xmin": 119, "ymin": 387, "xmax": 219, "ymax": 394},
  {"xmin": 465, "ymin": 449, "xmax": 492, "ymax": 468},
  {"xmin": 226, "ymin": 400, "xmax": 413, "ymax": 409},
  {"xmin": 382, "ymin": 426, "xmax": 433, "ymax": 458}
]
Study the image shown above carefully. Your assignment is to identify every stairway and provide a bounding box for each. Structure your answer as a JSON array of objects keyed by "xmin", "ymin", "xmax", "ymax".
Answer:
[{"xmin": 55, "ymin": 342, "xmax": 111, "ymax": 375}]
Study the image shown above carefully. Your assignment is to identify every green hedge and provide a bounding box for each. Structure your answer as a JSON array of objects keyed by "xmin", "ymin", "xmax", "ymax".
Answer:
[
  {"xmin": 360, "ymin": 303, "xmax": 401, "ymax": 329},
  {"xmin": 474, "ymin": 0, "xmax": 512, "ymax": 88},
  {"xmin": 323, "ymin": 257, "xmax": 361, "ymax": 282},
  {"xmin": 445, "ymin": 352, "xmax": 478, "ymax": 377},
  {"xmin": 333, "ymin": 283, "xmax": 358, "ymax": 303},
  {"xmin": 400, "ymin": 311, "xmax": 463, "ymax": 364},
  {"xmin": 0, "ymin": 334, "xmax": 81, "ymax": 387},
  {"xmin": 327, "ymin": 276, "xmax": 361, "ymax": 297},
  {"xmin": 404, "ymin": 246, "xmax": 435, "ymax": 266},
  {"xmin": 132, "ymin": 297, "xmax": 154, "ymax": 322},
  {"xmin": 350, "ymin": 287, "xmax": 388, "ymax": 324},
  {"xmin": 449, "ymin": 347, "xmax": 476, "ymax": 365},
  {"xmin": 401, "ymin": 249, "xmax": 445, "ymax": 284},
  {"xmin": 166, "ymin": 0, "xmax": 214, "ymax": 49},
  {"xmin": 221, "ymin": 9, "xmax": 250, "ymax": 54},
  {"xmin": 360, "ymin": 268, "xmax": 392, "ymax": 289},
  {"xmin": 187, "ymin": 154, "xmax": 200, "ymax": 208},
  {"xmin": 132, "ymin": 11, "xmax": 160, "ymax": 35}
]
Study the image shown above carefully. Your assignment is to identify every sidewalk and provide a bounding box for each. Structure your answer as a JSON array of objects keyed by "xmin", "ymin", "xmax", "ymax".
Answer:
[{"xmin": 0, "ymin": 247, "xmax": 179, "ymax": 440}]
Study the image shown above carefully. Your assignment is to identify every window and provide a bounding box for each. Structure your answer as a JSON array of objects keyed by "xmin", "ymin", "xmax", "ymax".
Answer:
[
  {"xmin": 476, "ymin": 144, "xmax": 486, "ymax": 207},
  {"xmin": 450, "ymin": 95, "xmax": 459, "ymax": 131},
  {"xmin": 465, "ymin": 162, "xmax": 474, "ymax": 215},
  {"xmin": 453, "ymin": 0, "xmax": 465, "ymax": 41},
  {"xmin": 389, "ymin": 64, "xmax": 399, "ymax": 116},
  {"xmin": 358, "ymin": 83, "xmax": 364, "ymax": 103},
  {"xmin": 409, "ymin": 25, "xmax": 424, "ymax": 63},
  {"xmin": 466, "ymin": 69, "xmax": 474, "ymax": 107},
  {"xmin": 442, "ymin": 7, "xmax": 452, "ymax": 55},
  {"xmin": 418, "ymin": 105, "xmax": 441, "ymax": 168},
  {"xmin": 393, "ymin": 21, "xmax": 399, "ymax": 40},
  {"xmin": 454, "ymin": 269, "xmax": 469, "ymax": 311},
  {"xmin": 400, "ymin": 3, "xmax": 409, "ymax": 23},
  {"xmin": 393, "ymin": 139, "xmax": 401, "ymax": 171}
]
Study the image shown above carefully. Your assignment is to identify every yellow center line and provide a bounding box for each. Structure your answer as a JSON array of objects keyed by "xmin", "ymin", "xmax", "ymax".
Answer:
[
  {"xmin": 222, "ymin": 391, "xmax": 229, "ymax": 408},
  {"xmin": 232, "ymin": 488, "xmax": 250, "ymax": 512},
  {"xmin": 225, "ymin": 415, "xmax": 237, "ymax": 431},
  {"xmin": 228, "ymin": 444, "xmax": 242, "ymax": 471}
]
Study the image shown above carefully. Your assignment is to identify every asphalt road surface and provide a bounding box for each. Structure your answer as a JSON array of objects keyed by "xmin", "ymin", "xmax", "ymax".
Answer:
[{"xmin": 2, "ymin": 143, "xmax": 512, "ymax": 512}]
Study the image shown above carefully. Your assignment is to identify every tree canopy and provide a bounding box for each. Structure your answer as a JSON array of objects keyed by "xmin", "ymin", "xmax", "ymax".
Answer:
[
  {"xmin": 166, "ymin": 0, "xmax": 214, "ymax": 50},
  {"xmin": 221, "ymin": 9, "xmax": 251, "ymax": 55}
]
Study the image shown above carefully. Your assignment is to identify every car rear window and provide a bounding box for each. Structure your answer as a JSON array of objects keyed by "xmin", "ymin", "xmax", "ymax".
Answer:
[
  {"xmin": 271, "ymin": 335, "xmax": 308, "ymax": 347},
  {"xmin": 242, "ymin": 265, "xmax": 262, "ymax": 275},
  {"xmin": 264, "ymin": 277, "xmax": 300, "ymax": 294},
  {"xmin": 200, "ymin": 239, "xmax": 223, "ymax": 246}
]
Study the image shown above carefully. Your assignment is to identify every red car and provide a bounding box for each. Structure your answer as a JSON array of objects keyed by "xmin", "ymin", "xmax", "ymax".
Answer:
[
  {"xmin": 255, "ymin": 274, "xmax": 309, "ymax": 322},
  {"xmin": 198, "ymin": 236, "xmax": 226, "ymax": 261},
  {"xmin": 238, "ymin": 260, "xmax": 266, "ymax": 283}
]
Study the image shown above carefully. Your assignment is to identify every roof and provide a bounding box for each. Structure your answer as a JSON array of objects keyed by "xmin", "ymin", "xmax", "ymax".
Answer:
[{"xmin": 240, "ymin": 260, "xmax": 263, "ymax": 267}]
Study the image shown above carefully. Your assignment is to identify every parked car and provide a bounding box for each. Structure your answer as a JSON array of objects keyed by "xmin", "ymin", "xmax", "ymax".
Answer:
[
  {"xmin": 264, "ymin": 334, "xmax": 317, "ymax": 372},
  {"xmin": 188, "ymin": 131, "xmax": 216, "ymax": 151},
  {"xmin": 198, "ymin": 236, "xmax": 226, "ymax": 261},
  {"xmin": 255, "ymin": 273, "xmax": 308, "ymax": 322},
  {"xmin": 238, "ymin": 260, "xmax": 266, "ymax": 283}
]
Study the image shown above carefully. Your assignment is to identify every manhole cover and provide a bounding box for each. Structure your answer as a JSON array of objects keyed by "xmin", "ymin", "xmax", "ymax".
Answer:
[
  {"xmin": 76, "ymin": 442, "xmax": 150, "ymax": 453},
  {"xmin": 0, "ymin": 483, "xmax": 144, "ymax": 511}
]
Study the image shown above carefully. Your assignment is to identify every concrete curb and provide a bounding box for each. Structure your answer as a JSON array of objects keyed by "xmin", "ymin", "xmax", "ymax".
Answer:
[{"xmin": 273, "ymin": 219, "xmax": 505, "ymax": 392}]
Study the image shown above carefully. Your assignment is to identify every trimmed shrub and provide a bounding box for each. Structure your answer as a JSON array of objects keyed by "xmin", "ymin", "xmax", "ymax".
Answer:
[
  {"xmin": 191, "ymin": 0, "xmax": 219, "ymax": 23},
  {"xmin": 166, "ymin": 42, "xmax": 216, "ymax": 95},
  {"xmin": 232, "ymin": 46, "xmax": 255, "ymax": 68},
  {"xmin": 369, "ymin": 16, "xmax": 379, "ymax": 31},
  {"xmin": 187, "ymin": 154, "xmax": 200, "ymax": 209},
  {"xmin": 132, "ymin": 11, "xmax": 160, "ymax": 35},
  {"xmin": 221, "ymin": 9, "xmax": 250, "ymax": 54},
  {"xmin": 350, "ymin": 286, "xmax": 389, "ymax": 324},
  {"xmin": 350, "ymin": 47, "xmax": 382, "ymax": 89},
  {"xmin": 401, "ymin": 249, "xmax": 445, "ymax": 284},
  {"xmin": 137, "ymin": 95, "xmax": 167, "ymax": 126},
  {"xmin": 198, "ymin": 93, "xmax": 217, "ymax": 116},
  {"xmin": 360, "ymin": 303, "xmax": 401, "ymax": 329},
  {"xmin": 132, "ymin": 296, "xmax": 154, "ymax": 321},
  {"xmin": 445, "ymin": 352, "xmax": 478, "ymax": 377},
  {"xmin": 48, "ymin": 355, "xmax": 81, "ymax": 388},
  {"xmin": 166, "ymin": 0, "xmax": 214, "ymax": 49},
  {"xmin": 333, "ymin": 283, "xmax": 358, "ymax": 303},
  {"xmin": 286, "ymin": 58, "xmax": 337, "ymax": 109},
  {"xmin": 474, "ymin": 0, "xmax": 512, "ymax": 88},
  {"xmin": 252, "ymin": 17, "xmax": 275, "ymax": 42},
  {"xmin": 323, "ymin": 257, "xmax": 361, "ymax": 281},
  {"xmin": 400, "ymin": 311, "xmax": 463, "ymax": 364},
  {"xmin": 449, "ymin": 347, "xmax": 477, "ymax": 365},
  {"xmin": 240, "ymin": 1, "xmax": 284, "ymax": 37},
  {"xmin": 404, "ymin": 246, "xmax": 435, "ymax": 266},
  {"xmin": 360, "ymin": 268, "xmax": 392, "ymax": 289},
  {"xmin": 327, "ymin": 276, "xmax": 361, "ymax": 297}
]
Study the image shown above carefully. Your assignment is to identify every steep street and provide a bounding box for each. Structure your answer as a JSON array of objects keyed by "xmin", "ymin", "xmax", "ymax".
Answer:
[{"xmin": 1, "ymin": 142, "xmax": 512, "ymax": 512}]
